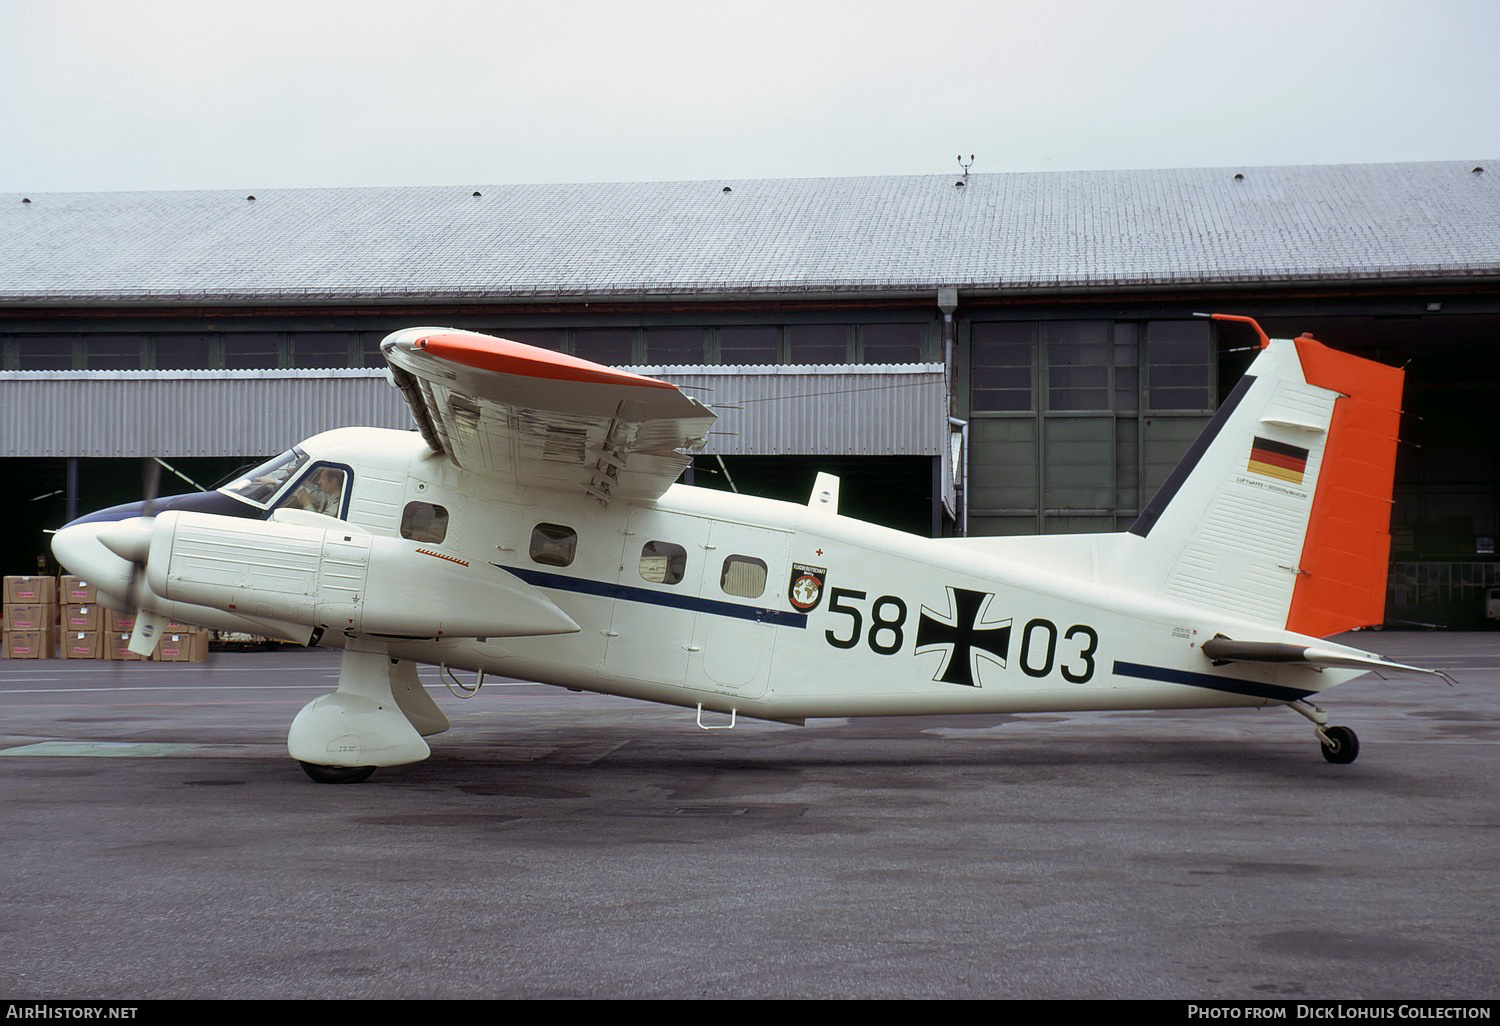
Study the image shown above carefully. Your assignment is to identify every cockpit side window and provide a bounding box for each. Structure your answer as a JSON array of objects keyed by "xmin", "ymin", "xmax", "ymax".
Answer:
[
  {"xmin": 220, "ymin": 448, "xmax": 309, "ymax": 506},
  {"xmin": 278, "ymin": 465, "xmax": 348, "ymax": 519}
]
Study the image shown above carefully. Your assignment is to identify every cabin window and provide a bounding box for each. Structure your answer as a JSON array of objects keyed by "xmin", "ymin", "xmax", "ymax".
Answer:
[
  {"xmin": 720, "ymin": 555, "xmax": 768, "ymax": 598},
  {"xmin": 401, "ymin": 502, "xmax": 449, "ymax": 543},
  {"xmin": 281, "ymin": 465, "xmax": 347, "ymax": 519},
  {"xmin": 530, "ymin": 523, "xmax": 578, "ymax": 567},
  {"xmin": 639, "ymin": 541, "xmax": 687, "ymax": 585}
]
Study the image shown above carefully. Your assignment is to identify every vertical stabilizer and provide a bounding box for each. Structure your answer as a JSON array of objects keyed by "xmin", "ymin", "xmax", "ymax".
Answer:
[{"xmin": 1113, "ymin": 334, "xmax": 1403, "ymax": 636}]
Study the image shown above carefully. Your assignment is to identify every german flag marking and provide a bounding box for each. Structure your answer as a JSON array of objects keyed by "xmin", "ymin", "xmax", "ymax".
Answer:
[{"xmin": 1248, "ymin": 436, "xmax": 1309, "ymax": 484}]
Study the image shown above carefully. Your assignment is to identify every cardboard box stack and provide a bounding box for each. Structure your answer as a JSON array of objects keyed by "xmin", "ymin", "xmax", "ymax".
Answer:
[
  {"xmin": 3, "ymin": 576, "xmax": 58, "ymax": 659},
  {"xmin": 56, "ymin": 574, "xmax": 101, "ymax": 661},
  {"xmin": 3, "ymin": 575, "xmax": 209, "ymax": 661}
]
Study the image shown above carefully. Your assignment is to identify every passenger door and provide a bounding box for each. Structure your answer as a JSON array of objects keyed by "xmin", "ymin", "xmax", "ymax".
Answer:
[{"xmin": 686, "ymin": 521, "xmax": 793, "ymax": 702}]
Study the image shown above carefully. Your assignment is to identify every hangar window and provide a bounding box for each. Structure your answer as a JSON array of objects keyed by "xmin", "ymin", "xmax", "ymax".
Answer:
[
  {"xmin": 1146, "ymin": 321, "xmax": 1214, "ymax": 411},
  {"xmin": 861, "ymin": 323, "xmax": 924, "ymax": 363},
  {"xmin": 222, "ymin": 333, "xmax": 283, "ymax": 369},
  {"xmin": 85, "ymin": 335, "xmax": 145, "ymax": 370},
  {"xmin": 530, "ymin": 523, "xmax": 578, "ymax": 567},
  {"xmin": 971, "ymin": 322, "xmax": 1034, "ymax": 412},
  {"xmin": 401, "ymin": 502, "xmax": 449, "ymax": 543},
  {"xmin": 644, "ymin": 328, "xmax": 704, "ymax": 364},
  {"xmin": 12, "ymin": 334, "xmax": 76, "ymax": 370},
  {"xmin": 719, "ymin": 326, "xmax": 779, "ymax": 364},
  {"xmin": 290, "ymin": 332, "xmax": 354, "ymax": 368},
  {"xmin": 639, "ymin": 541, "xmax": 688, "ymax": 585},
  {"xmin": 1046, "ymin": 322, "xmax": 1111, "ymax": 411},
  {"xmin": 785, "ymin": 325, "xmax": 848, "ymax": 364},
  {"xmin": 153, "ymin": 335, "xmax": 214, "ymax": 369},
  {"xmin": 720, "ymin": 555, "xmax": 768, "ymax": 599}
]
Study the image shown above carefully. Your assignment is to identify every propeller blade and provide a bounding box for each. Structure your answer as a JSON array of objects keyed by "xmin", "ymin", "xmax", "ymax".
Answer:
[{"xmin": 142, "ymin": 458, "xmax": 162, "ymax": 518}]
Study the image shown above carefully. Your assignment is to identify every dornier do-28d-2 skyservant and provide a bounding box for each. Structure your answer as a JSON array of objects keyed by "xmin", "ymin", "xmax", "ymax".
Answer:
[{"xmin": 51, "ymin": 316, "xmax": 1450, "ymax": 783}]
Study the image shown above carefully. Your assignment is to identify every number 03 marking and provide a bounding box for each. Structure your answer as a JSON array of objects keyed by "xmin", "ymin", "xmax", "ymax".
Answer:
[{"xmin": 1019, "ymin": 618, "xmax": 1098, "ymax": 683}]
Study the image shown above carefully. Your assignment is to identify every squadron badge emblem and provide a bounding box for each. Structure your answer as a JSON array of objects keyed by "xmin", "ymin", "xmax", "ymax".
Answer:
[{"xmin": 788, "ymin": 563, "xmax": 828, "ymax": 612}]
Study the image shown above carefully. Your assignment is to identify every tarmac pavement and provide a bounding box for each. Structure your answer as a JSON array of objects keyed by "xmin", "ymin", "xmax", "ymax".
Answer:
[{"xmin": 0, "ymin": 631, "xmax": 1495, "ymax": 999}]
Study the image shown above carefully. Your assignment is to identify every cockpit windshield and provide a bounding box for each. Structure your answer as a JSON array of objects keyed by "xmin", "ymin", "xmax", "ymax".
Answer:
[{"xmin": 220, "ymin": 448, "xmax": 310, "ymax": 507}]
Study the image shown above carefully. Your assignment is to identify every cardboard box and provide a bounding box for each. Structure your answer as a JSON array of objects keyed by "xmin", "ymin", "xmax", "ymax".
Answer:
[
  {"xmin": 104, "ymin": 632, "xmax": 146, "ymax": 661},
  {"xmin": 62, "ymin": 604, "xmax": 104, "ymax": 632},
  {"xmin": 60, "ymin": 631, "xmax": 102, "ymax": 660},
  {"xmin": 59, "ymin": 575, "xmax": 99, "ymax": 604},
  {"xmin": 4, "ymin": 604, "xmax": 53, "ymax": 632},
  {"xmin": 107, "ymin": 608, "xmax": 137, "ymax": 633},
  {"xmin": 154, "ymin": 630, "xmax": 209, "ymax": 662},
  {"xmin": 4, "ymin": 576, "xmax": 57, "ymax": 605},
  {"xmin": 3, "ymin": 630, "xmax": 54, "ymax": 659}
]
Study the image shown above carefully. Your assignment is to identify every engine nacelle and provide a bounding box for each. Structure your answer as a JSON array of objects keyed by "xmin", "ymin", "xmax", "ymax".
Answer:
[{"xmin": 114, "ymin": 510, "xmax": 578, "ymax": 640}]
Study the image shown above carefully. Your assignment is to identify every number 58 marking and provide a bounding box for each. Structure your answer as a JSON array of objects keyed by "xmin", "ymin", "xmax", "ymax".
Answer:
[{"xmin": 824, "ymin": 588, "xmax": 907, "ymax": 655}]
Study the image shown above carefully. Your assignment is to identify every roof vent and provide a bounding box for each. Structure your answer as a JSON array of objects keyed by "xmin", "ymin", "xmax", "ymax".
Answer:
[
  {"xmin": 1473, "ymin": 166, "xmax": 1485, "ymax": 175},
  {"xmin": 472, "ymin": 190, "xmax": 482, "ymax": 197},
  {"xmin": 21, "ymin": 197, "xmax": 30, "ymax": 203},
  {"xmin": 722, "ymin": 186, "xmax": 731, "ymax": 193},
  {"xmin": 246, "ymin": 195, "xmax": 256, "ymax": 201},
  {"xmin": 954, "ymin": 179, "xmax": 965, "ymax": 188},
  {"xmin": 1233, "ymin": 173, "xmax": 1245, "ymax": 181}
]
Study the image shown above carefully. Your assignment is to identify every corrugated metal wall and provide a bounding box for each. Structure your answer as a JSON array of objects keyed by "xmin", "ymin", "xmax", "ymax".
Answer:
[
  {"xmin": 634, "ymin": 364, "xmax": 945, "ymax": 457},
  {"xmin": 0, "ymin": 365, "xmax": 945, "ymax": 458}
]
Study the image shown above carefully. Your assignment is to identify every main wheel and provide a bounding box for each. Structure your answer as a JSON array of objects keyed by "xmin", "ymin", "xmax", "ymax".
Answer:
[
  {"xmin": 1319, "ymin": 725, "xmax": 1360, "ymax": 765},
  {"xmin": 299, "ymin": 761, "xmax": 377, "ymax": 784}
]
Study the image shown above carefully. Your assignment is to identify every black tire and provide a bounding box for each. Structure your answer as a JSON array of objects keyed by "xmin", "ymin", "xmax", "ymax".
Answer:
[
  {"xmin": 1320, "ymin": 725, "xmax": 1360, "ymax": 765},
  {"xmin": 299, "ymin": 761, "xmax": 377, "ymax": 784}
]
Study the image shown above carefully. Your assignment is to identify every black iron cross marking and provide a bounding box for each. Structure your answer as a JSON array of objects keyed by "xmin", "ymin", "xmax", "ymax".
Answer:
[{"xmin": 915, "ymin": 587, "xmax": 1012, "ymax": 688}]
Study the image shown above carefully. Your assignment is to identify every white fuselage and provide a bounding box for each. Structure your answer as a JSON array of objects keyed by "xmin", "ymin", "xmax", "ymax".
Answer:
[{"xmin": 294, "ymin": 427, "xmax": 1354, "ymax": 722}]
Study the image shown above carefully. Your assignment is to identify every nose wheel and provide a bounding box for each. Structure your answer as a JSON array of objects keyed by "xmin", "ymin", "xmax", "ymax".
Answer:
[{"xmin": 300, "ymin": 762, "xmax": 377, "ymax": 784}]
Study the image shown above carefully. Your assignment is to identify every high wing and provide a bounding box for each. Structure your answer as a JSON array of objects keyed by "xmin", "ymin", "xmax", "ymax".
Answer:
[{"xmin": 382, "ymin": 327, "xmax": 716, "ymax": 504}]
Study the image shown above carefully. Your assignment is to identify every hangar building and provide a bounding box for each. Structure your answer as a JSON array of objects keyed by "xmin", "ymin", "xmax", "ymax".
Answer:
[{"xmin": 3, "ymin": 161, "xmax": 1498, "ymax": 624}]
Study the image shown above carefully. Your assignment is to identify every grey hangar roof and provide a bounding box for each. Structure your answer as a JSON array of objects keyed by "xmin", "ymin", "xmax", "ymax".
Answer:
[{"xmin": 3, "ymin": 161, "xmax": 1497, "ymax": 306}]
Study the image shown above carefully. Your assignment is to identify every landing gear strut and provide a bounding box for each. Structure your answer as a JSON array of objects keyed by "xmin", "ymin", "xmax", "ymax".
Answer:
[
  {"xmin": 1289, "ymin": 700, "xmax": 1360, "ymax": 765},
  {"xmin": 288, "ymin": 642, "xmax": 450, "ymax": 782}
]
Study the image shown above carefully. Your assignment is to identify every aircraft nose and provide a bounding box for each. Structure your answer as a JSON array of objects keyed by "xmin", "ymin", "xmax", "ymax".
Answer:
[{"xmin": 51, "ymin": 520, "xmax": 136, "ymax": 609}]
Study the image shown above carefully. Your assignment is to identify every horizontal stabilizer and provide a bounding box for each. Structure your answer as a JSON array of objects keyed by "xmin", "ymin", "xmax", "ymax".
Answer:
[{"xmin": 1201, "ymin": 635, "xmax": 1454, "ymax": 684}]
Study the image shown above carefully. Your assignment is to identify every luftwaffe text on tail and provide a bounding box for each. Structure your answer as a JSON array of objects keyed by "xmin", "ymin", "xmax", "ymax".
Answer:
[{"xmin": 51, "ymin": 317, "xmax": 1449, "ymax": 782}]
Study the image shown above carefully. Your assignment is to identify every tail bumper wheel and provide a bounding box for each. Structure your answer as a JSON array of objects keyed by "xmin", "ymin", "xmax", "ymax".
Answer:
[{"xmin": 1319, "ymin": 725, "xmax": 1360, "ymax": 765}]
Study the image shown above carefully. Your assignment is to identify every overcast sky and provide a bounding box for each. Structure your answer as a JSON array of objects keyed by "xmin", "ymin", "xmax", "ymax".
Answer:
[{"xmin": 2, "ymin": 0, "xmax": 1496, "ymax": 194}]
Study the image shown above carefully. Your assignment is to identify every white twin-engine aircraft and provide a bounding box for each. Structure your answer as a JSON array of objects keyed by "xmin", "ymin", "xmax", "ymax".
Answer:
[{"xmin": 52, "ymin": 318, "xmax": 1447, "ymax": 783}]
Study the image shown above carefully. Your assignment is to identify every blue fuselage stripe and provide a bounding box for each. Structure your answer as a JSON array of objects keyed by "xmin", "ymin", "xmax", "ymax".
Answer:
[
  {"xmin": 1113, "ymin": 660, "xmax": 1316, "ymax": 702},
  {"xmin": 501, "ymin": 564, "xmax": 809, "ymax": 627}
]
